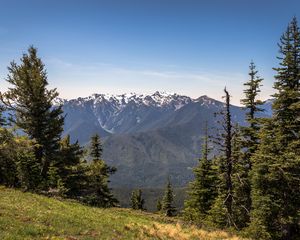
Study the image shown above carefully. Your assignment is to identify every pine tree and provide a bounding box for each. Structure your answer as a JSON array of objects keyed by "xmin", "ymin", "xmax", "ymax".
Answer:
[
  {"xmin": 0, "ymin": 128, "xmax": 18, "ymax": 186},
  {"xmin": 231, "ymin": 126, "xmax": 250, "ymax": 229},
  {"xmin": 240, "ymin": 61, "xmax": 264, "ymax": 167},
  {"xmin": 0, "ymin": 128, "xmax": 39, "ymax": 190},
  {"xmin": 184, "ymin": 124, "xmax": 217, "ymax": 222},
  {"xmin": 86, "ymin": 134, "xmax": 118, "ymax": 207},
  {"xmin": 15, "ymin": 136, "xmax": 41, "ymax": 191},
  {"xmin": 130, "ymin": 189, "xmax": 145, "ymax": 210},
  {"xmin": 0, "ymin": 104, "xmax": 6, "ymax": 126},
  {"xmin": 248, "ymin": 18, "xmax": 300, "ymax": 240},
  {"xmin": 90, "ymin": 134, "xmax": 102, "ymax": 162},
  {"xmin": 273, "ymin": 17, "xmax": 300, "ymax": 137},
  {"xmin": 156, "ymin": 199, "xmax": 162, "ymax": 212},
  {"xmin": 233, "ymin": 62, "xmax": 264, "ymax": 228},
  {"xmin": 48, "ymin": 135, "xmax": 85, "ymax": 197},
  {"xmin": 208, "ymin": 88, "xmax": 235, "ymax": 228},
  {"xmin": 0, "ymin": 46, "xmax": 64, "ymax": 187},
  {"xmin": 162, "ymin": 178, "xmax": 176, "ymax": 217}
]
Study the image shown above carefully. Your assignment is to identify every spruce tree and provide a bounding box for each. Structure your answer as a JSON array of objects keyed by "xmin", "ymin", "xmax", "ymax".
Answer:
[
  {"xmin": 208, "ymin": 88, "xmax": 235, "ymax": 228},
  {"xmin": 15, "ymin": 136, "xmax": 41, "ymax": 191},
  {"xmin": 0, "ymin": 128, "xmax": 18, "ymax": 186},
  {"xmin": 130, "ymin": 189, "xmax": 145, "ymax": 210},
  {"xmin": 184, "ymin": 124, "xmax": 217, "ymax": 222},
  {"xmin": 273, "ymin": 17, "xmax": 300, "ymax": 137},
  {"xmin": 231, "ymin": 126, "xmax": 250, "ymax": 229},
  {"xmin": 156, "ymin": 199, "xmax": 162, "ymax": 212},
  {"xmin": 233, "ymin": 62, "xmax": 264, "ymax": 228},
  {"xmin": 49, "ymin": 135, "xmax": 85, "ymax": 197},
  {"xmin": 248, "ymin": 17, "xmax": 300, "ymax": 240},
  {"xmin": 0, "ymin": 105, "xmax": 6, "ymax": 126},
  {"xmin": 0, "ymin": 128, "xmax": 39, "ymax": 190},
  {"xmin": 240, "ymin": 61, "xmax": 264, "ymax": 166},
  {"xmin": 162, "ymin": 178, "xmax": 176, "ymax": 217},
  {"xmin": 90, "ymin": 134, "xmax": 102, "ymax": 162},
  {"xmin": 0, "ymin": 46, "xmax": 64, "ymax": 187},
  {"xmin": 86, "ymin": 134, "xmax": 118, "ymax": 207}
]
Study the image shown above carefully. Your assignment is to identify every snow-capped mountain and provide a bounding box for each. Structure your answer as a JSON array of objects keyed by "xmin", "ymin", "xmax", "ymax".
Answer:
[
  {"xmin": 0, "ymin": 90, "xmax": 274, "ymax": 188},
  {"xmin": 61, "ymin": 92, "xmax": 231, "ymax": 142},
  {"xmin": 60, "ymin": 92, "xmax": 271, "ymax": 188}
]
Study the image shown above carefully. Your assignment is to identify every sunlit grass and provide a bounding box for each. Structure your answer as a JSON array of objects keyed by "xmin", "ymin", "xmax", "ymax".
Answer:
[{"xmin": 0, "ymin": 186, "xmax": 245, "ymax": 240}]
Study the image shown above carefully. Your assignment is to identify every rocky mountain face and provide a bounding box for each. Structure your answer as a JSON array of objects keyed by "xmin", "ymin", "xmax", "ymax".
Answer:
[{"xmin": 60, "ymin": 92, "xmax": 272, "ymax": 188}]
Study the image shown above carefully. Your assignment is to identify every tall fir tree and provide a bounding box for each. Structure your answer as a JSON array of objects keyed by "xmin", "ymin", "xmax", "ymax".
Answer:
[
  {"xmin": 248, "ymin": 17, "xmax": 300, "ymax": 240},
  {"xmin": 90, "ymin": 134, "xmax": 103, "ymax": 162},
  {"xmin": 273, "ymin": 17, "xmax": 300, "ymax": 137},
  {"xmin": 208, "ymin": 88, "xmax": 235, "ymax": 228},
  {"xmin": 184, "ymin": 123, "xmax": 217, "ymax": 222},
  {"xmin": 0, "ymin": 128, "xmax": 18, "ymax": 187},
  {"xmin": 48, "ymin": 135, "xmax": 85, "ymax": 197},
  {"xmin": 130, "ymin": 189, "xmax": 145, "ymax": 210},
  {"xmin": 156, "ymin": 199, "xmax": 162, "ymax": 212},
  {"xmin": 0, "ymin": 104, "xmax": 6, "ymax": 126},
  {"xmin": 162, "ymin": 177, "xmax": 176, "ymax": 217},
  {"xmin": 0, "ymin": 46, "xmax": 64, "ymax": 187},
  {"xmin": 234, "ymin": 62, "xmax": 264, "ymax": 228},
  {"xmin": 240, "ymin": 61, "xmax": 264, "ymax": 167},
  {"xmin": 86, "ymin": 134, "xmax": 118, "ymax": 207},
  {"xmin": 231, "ymin": 125, "xmax": 250, "ymax": 229}
]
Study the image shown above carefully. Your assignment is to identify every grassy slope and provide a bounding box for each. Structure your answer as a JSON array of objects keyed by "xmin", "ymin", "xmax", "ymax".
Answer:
[{"xmin": 0, "ymin": 186, "xmax": 244, "ymax": 240}]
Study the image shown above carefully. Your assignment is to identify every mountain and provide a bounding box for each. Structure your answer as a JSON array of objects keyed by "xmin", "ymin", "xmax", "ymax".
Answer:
[
  {"xmin": 60, "ymin": 91, "xmax": 272, "ymax": 188},
  {"xmin": 1, "ymin": 92, "xmax": 272, "ymax": 188}
]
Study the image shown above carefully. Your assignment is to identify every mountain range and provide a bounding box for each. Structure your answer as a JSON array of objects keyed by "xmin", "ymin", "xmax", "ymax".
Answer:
[{"xmin": 60, "ymin": 91, "xmax": 273, "ymax": 188}]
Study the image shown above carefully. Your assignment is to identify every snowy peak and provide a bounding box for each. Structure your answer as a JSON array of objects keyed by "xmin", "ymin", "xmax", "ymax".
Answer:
[{"xmin": 64, "ymin": 91, "xmax": 194, "ymax": 110}]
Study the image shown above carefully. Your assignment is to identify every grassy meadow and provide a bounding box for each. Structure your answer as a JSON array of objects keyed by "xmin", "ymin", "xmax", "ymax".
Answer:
[{"xmin": 0, "ymin": 186, "xmax": 246, "ymax": 240}]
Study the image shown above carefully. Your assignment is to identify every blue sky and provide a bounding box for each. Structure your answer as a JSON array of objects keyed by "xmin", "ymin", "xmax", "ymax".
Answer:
[{"xmin": 0, "ymin": 0, "xmax": 299, "ymax": 104}]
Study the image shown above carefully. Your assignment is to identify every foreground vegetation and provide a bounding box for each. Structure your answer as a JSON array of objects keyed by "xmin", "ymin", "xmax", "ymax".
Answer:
[{"xmin": 0, "ymin": 186, "xmax": 244, "ymax": 240}]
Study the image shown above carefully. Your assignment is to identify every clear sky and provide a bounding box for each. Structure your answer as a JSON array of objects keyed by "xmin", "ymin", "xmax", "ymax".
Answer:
[{"xmin": 0, "ymin": 0, "xmax": 299, "ymax": 104}]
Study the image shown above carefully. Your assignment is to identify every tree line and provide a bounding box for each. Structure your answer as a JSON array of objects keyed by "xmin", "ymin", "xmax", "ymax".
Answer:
[
  {"xmin": 184, "ymin": 17, "xmax": 300, "ymax": 240},
  {"xmin": 0, "ymin": 17, "xmax": 299, "ymax": 240}
]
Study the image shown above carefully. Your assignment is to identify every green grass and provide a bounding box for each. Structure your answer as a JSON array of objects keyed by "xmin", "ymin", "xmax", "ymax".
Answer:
[{"xmin": 0, "ymin": 186, "xmax": 245, "ymax": 240}]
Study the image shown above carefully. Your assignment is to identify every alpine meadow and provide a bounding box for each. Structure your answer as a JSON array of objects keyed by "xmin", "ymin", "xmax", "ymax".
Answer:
[{"xmin": 0, "ymin": 1, "xmax": 300, "ymax": 240}]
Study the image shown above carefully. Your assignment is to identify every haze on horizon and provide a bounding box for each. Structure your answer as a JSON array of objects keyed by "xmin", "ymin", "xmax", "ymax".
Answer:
[{"xmin": 0, "ymin": 0, "xmax": 299, "ymax": 105}]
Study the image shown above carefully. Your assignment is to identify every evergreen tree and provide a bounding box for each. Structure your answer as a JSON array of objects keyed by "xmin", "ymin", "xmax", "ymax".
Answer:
[
  {"xmin": 0, "ymin": 104, "xmax": 6, "ymax": 126},
  {"xmin": 0, "ymin": 128, "xmax": 18, "ymax": 187},
  {"xmin": 0, "ymin": 128, "xmax": 39, "ymax": 190},
  {"xmin": 90, "ymin": 134, "xmax": 102, "ymax": 162},
  {"xmin": 0, "ymin": 46, "xmax": 64, "ymax": 187},
  {"xmin": 48, "ymin": 135, "xmax": 85, "ymax": 196},
  {"xmin": 272, "ymin": 17, "xmax": 300, "ymax": 137},
  {"xmin": 231, "ymin": 126, "xmax": 250, "ymax": 229},
  {"xmin": 130, "ymin": 189, "xmax": 145, "ymax": 210},
  {"xmin": 162, "ymin": 178, "xmax": 176, "ymax": 217},
  {"xmin": 208, "ymin": 88, "xmax": 235, "ymax": 228},
  {"xmin": 156, "ymin": 199, "xmax": 162, "ymax": 212},
  {"xmin": 248, "ymin": 18, "xmax": 300, "ymax": 240},
  {"xmin": 184, "ymin": 124, "xmax": 217, "ymax": 222},
  {"xmin": 240, "ymin": 61, "xmax": 264, "ymax": 168},
  {"xmin": 233, "ymin": 62, "xmax": 264, "ymax": 228},
  {"xmin": 15, "ymin": 136, "xmax": 41, "ymax": 191},
  {"xmin": 86, "ymin": 134, "xmax": 118, "ymax": 207}
]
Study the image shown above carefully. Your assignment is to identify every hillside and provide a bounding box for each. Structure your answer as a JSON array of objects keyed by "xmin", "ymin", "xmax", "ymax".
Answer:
[{"xmin": 0, "ymin": 186, "xmax": 245, "ymax": 240}]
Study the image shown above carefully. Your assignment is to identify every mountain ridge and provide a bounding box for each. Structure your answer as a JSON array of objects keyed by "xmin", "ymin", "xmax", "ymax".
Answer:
[{"xmin": 60, "ymin": 91, "xmax": 272, "ymax": 188}]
